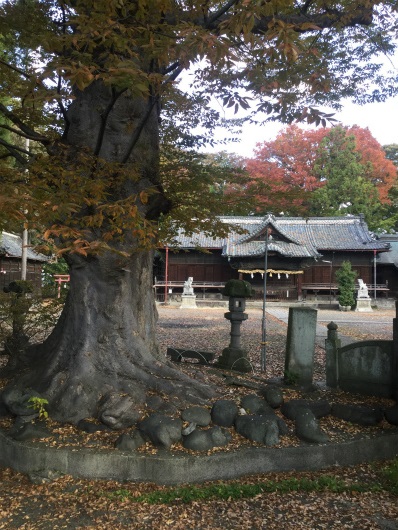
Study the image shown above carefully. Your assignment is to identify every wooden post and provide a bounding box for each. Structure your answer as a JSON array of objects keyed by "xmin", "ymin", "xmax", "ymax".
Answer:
[{"xmin": 164, "ymin": 246, "xmax": 169, "ymax": 305}]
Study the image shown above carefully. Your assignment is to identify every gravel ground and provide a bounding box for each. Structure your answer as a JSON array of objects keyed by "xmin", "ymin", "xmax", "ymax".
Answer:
[
  {"xmin": 0, "ymin": 305, "xmax": 397, "ymax": 530},
  {"xmin": 156, "ymin": 305, "xmax": 395, "ymax": 380}
]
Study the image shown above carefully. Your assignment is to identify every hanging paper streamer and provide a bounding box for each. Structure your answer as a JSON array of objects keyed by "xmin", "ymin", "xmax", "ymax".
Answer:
[{"xmin": 238, "ymin": 269, "xmax": 303, "ymax": 275}]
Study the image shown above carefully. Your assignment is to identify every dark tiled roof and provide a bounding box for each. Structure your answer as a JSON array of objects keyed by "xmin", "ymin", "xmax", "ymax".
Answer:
[
  {"xmin": 168, "ymin": 228, "xmax": 225, "ymax": 249},
  {"xmin": 275, "ymin": 216, "xmax": 386, "ymax": 252},
  {"xmin": 169, "ymin": 215, "xmax": 389, "ymax": 258},
  {"xmin": 0, "ymin": 232, "xmax": 48, "ymax": 262}
]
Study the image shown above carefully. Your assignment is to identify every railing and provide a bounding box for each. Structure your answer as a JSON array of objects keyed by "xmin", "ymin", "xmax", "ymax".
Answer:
[
  {"xmin": 154, "ymin": 281, "xmax": 297, "ymax": 302},
  {"xmin": 154, "ymin": 281, "xmax": 390, "ymax": 303},
  {"xmin": 252, "ymin": 284, "xmax": 297, "ymax": 301},
  {"xmin": 153, "ymin": 281, "xmax": 225, "ymax": 302},
  {"xmin": 302, "ymin": 283, "xmax": 339, "ymax": 291},
  {"xmin": 154, "ymin": 281, "xmax": 225, "ymax": 289},
  {"xmin": 302, "ymin": 283, "xmax": 389, "ymax": 299}
]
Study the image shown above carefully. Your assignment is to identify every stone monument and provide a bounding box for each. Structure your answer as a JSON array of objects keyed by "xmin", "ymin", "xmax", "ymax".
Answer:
[
  {"xmin": 216, "ymin": 279, "xmax": 252, "ymax": 372},
  {"xmin": 180, "ymin": 276, "xmax": 197, "ymax": 309},
  {"xmin": 355, "ymin": 279, "xmax": 373, "ymax": 312},
  {"xmin": 284, "ymin": 306, "xmax": 317, "ymax": 388}
]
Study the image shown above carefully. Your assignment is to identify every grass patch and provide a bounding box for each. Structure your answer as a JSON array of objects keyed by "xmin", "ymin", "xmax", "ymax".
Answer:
[
  {"xmin": 381, "ymin": 458, "xmax": 398, "ymax": 494},
  {"xmin": 104, "ymin": 473, "xmax": 387, "ymax": 505}
]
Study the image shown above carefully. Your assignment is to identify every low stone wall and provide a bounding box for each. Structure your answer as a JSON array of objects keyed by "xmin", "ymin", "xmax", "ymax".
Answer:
[
  {"xmin": 327, "ymin": 338, "xmax": 394, "ymax": 397},
  {"xmin": 1, "ymin": 429, "xmax": 397, "ymax": 485},
  {"xmin": 326, "ymin": 302, "xmax": 398, "ymax": 399}
]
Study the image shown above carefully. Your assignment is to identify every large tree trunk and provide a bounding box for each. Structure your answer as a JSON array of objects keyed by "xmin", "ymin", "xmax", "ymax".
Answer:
[
  {"xmin": 2, "ymin": 81, "xmax": 217, "ymax": 423},
  {"xmin": 9, "ymin": 250, "xmax": 215, "ymax": 423}
]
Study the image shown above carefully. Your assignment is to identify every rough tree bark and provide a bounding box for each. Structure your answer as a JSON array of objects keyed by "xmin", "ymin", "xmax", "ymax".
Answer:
[{"xmin": 2, "ymin": 82, "xmax": 217, "ymax": 423}]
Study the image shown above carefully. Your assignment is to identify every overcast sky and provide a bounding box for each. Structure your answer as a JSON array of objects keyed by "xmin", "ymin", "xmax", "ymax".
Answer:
[
  {"xmin": 196, "ymin": 46, "xmax": 398, "ymax": 158},
  {"xmin": 206, "ymin": 95, "xmax": 398, "ymax": 158}
]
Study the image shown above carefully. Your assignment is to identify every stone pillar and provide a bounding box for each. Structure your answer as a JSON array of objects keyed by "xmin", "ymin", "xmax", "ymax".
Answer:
[
  {"xmin": 284, "ymin": 307, "xmax": 317, "ymax": 388},
  {"xmin": 225, "ymin": 297, "xmax": 248, "ymax": 350},
  {"xmin": 325, "ymin": 321, "xmax": 341, "ymax": 388},
  {"xmin": 215, "ymin": 280, "xmax": 253, "ymax": 372}
]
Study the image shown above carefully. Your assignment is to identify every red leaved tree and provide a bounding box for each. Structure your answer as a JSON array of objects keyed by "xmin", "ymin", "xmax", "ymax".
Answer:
[
  {"xmin": 245, "ymin": 125, "xmax": 328, "ymax": 215},
  {"xmin": 245, "ymin": 124, "xmax": 398, "ymax": 219}
]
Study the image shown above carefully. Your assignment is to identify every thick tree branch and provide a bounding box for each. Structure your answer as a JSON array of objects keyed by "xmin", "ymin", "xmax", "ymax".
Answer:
[
  {"xmin": 0, "ymin": 138, "xmax": 28, "ymax": 165},
  {"xmin": 95, "ymin": 88, "xmax": 126, "ymax": 157},
  {"xmin": 0, "ymin": 58, "xmax": 31, "ymax": 79},
  {"xmin": 251, "ymin": 9, "xmax": 373, "ymax": 34},
  {"xmin": 299, "ymin": 0, "xmax": 316, "ymax": 16},
  {"xmin": 205, "ymin": 0, "xmax": 239, "ymax": 28},
  {"xmin": 0, "ymin": 103, "xmax": 50, "ymax": 145},
  {"xmin": 121, "ymin": 66, "xmax": 184, "ymax": 164},
  {"xmin": 161, "ymin": 61, "xmax": 180, "ymax": 75},
  {"xmin": 57, "ymin": 74, "xmax": 70, "ymax": 132},
  {"xmin": 58, "ymin": 4, "xmax": 71, "ymax": 138},
  {"xmin": 121, "ymin": 96, "xmax": 159, "ymax": 165},
  {"xmin": 188, "ymin": 3, "xmax": 374, "ymax": 33},
  {"xmin": 0, "ymin": 122, "xmax": 47, "ymax": 143}
]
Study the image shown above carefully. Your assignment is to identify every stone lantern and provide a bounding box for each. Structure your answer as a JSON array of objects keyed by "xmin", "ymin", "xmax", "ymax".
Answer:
[{"xmin": 216, "ymin": 280, "xmax": 253, "ymax": 372}]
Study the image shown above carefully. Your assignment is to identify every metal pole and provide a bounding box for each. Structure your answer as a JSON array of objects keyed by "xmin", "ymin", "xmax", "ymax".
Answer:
[
  {"xmin": 21, "ymin": 138, "xmax": 29, "ymax": 281},
  {"xmin": 21, "ymin": 228, "xmax": 28, "ymax": 281},
  {"xmin": 261, "ymin": 231, "xmax": 269, "ymax": 372}
]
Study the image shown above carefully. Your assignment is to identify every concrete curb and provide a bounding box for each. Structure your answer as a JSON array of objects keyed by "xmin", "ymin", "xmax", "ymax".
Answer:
[{"xmin": 1, "ymin": 429, "xmax": 397, "ymax": 485}]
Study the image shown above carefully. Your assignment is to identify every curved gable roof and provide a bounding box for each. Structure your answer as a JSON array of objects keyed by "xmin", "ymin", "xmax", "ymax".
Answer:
[{"xmin": 164, "ymin": 216, "xmax": 389, "ymax": 258}]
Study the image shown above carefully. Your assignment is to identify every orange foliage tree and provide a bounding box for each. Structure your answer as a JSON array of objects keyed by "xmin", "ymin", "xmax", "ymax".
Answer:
[{"xmin": 245, "ymin": 125, "xmax": 327, "ymax": 215}]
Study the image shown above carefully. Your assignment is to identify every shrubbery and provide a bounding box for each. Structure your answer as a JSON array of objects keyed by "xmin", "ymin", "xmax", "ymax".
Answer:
[
  {"xmin": 336, "ymin": 261, "xmax": 357, "ymax": 309},
  {"xmin": 0, "ymin": 281, "xmax": 64, "ymax": 358}
]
